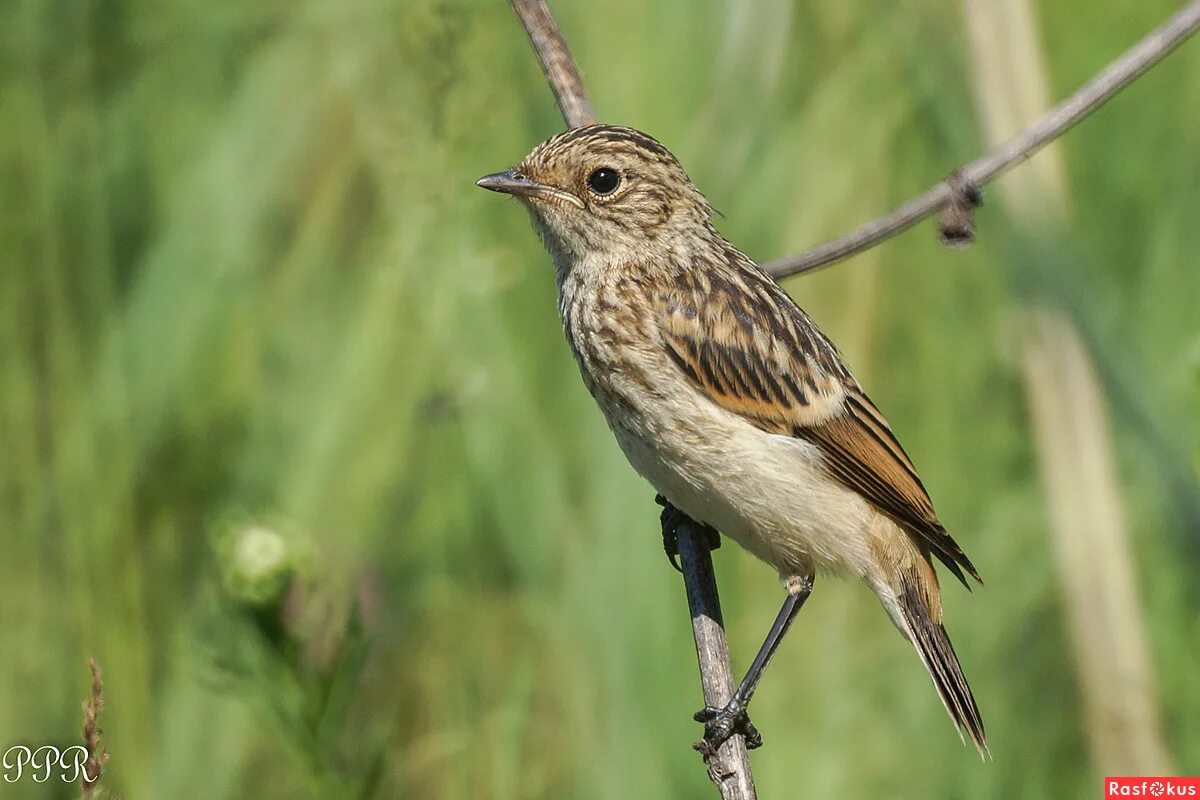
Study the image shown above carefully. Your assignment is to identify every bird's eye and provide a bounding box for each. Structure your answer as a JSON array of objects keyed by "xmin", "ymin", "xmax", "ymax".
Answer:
[{"xmin": 587, "ymin": 167, "xmax": 621, "ymax": 196}]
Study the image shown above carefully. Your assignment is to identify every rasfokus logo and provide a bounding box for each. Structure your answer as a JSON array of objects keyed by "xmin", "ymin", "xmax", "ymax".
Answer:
[{"xmin": 1106, "ymin": 777, "xmax": 1200, "ymax": 797}]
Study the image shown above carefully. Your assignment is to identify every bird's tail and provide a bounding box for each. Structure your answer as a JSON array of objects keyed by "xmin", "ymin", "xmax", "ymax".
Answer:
[{"xmin": 888, "ymin": 568, "xmax": 989, "ymax": 758}]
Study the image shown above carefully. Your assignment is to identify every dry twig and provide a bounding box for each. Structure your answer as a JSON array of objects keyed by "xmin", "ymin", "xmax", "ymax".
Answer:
[
  {"xmin": 507, "ymin": 2, "xmax": 758, "ymax": 796},
  {"xmin": 510, "ymin": 0, "xmax": 596, "ymax": 127},
  {"xmin": 81, "ymin": 657, "xmax": 109, "ymax": 798},
  {"xmin": 677, "ymin": 522, "xmax": 758, "ymax": 800}
]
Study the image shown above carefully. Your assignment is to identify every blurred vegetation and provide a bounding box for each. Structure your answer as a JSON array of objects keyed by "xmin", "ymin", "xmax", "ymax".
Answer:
[{"xmin": 1, "ymin": 0, "xmax": 1198, "ymax": 797}]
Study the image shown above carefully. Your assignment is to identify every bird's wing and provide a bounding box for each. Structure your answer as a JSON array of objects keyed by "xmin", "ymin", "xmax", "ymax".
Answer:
[{"xmin": 657, "ymin": 264, "xmax": 980, "ymax": 586}]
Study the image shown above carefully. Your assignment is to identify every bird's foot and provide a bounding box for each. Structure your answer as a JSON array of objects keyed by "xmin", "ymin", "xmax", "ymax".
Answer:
[
  {"xmin": 693, "ymin": 701, "xmax": 762, "ymax": 756},
  {"xmin": 656, "ymin": 495, "xmax": 719, "ymax": 572},
  {"xmin": 657, "ymin": 495, "xmax": 686, "ymax": 572}
]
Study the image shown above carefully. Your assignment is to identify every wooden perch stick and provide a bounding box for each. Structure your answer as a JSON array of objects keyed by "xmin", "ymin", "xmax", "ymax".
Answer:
[
  {"xmin": 677, "ymin": 521, "xmax": 758, "ymax": 800},
  {"xmin": 508, "ymin": 2, "xmax": 758, "ymax": 794}
]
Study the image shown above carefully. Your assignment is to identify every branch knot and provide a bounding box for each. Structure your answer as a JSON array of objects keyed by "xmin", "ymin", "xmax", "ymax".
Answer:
[{"xmin": 938, "ymin": 169, "xmax": 984, "ymax": 247}]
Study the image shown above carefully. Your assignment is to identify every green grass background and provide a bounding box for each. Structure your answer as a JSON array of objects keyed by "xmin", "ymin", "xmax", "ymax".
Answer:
[{"xmin": 2, "ymin": 0, "xmax": 1198, "ymax": 797}]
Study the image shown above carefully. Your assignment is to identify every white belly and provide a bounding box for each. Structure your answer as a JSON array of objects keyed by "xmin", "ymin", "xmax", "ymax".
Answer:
[{"xmin": 606, "ymin": 396, "xmax": 878, "ymax": 581}]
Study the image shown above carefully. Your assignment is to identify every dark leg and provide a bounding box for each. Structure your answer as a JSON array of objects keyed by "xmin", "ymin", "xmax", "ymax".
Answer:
[
  {"xmin": 657, "ymin": 494, "xmax": 719, "ymax": 573},
  {"xmin": 694, "ymin": 574, "xmax": 814, "ymax": 754}
]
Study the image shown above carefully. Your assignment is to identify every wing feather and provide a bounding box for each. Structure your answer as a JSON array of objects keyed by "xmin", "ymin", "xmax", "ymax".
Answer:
[{"xmin": 658, "ymin": 262, "xmax": 980, "ymax": 587}]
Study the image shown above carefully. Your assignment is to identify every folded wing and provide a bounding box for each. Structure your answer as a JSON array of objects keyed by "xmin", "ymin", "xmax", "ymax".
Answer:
[{"xmin": 657, "ymin": 262, "xmax": 981, "ymax": 587}]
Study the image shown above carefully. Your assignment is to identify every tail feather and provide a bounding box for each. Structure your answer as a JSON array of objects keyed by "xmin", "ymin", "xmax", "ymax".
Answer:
[{"xmin": 897, "ymin": 578, "xmax": 989, "ymax": 758}]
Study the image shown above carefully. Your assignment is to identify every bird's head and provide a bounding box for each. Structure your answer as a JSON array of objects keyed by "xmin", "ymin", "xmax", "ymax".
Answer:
[{"xmin": 477, "ymin": 124, "xmax": 714, "ymax": 265}]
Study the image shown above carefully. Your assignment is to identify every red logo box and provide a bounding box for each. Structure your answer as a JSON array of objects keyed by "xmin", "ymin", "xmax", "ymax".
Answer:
[{"xmin": 1106, "ymin": 777, "xmax": 1200, "ymax": 798}]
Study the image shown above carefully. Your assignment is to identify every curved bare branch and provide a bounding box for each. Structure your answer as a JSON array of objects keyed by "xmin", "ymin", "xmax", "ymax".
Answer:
[{"xmin": 762, "ymin": 0, "xmax": 1200, "ymax": 278}]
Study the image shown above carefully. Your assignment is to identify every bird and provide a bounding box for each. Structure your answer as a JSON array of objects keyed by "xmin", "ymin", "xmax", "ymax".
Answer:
[{"xmin": 476, "ymin": 124, "xmax": 987, "ymax": 757}]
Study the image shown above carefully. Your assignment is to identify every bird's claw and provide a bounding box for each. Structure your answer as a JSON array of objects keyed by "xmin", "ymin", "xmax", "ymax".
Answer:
[
  {"xmin": 692, "ymin": 703, "xmax": 763, "ymax": 755},
  {"xmin": 657, "ymin": 495, "xmax": 685, "ymax": 572},
  {"xmin": 657, "ymin": 495, "xmax": 720, "ymax": 573}
]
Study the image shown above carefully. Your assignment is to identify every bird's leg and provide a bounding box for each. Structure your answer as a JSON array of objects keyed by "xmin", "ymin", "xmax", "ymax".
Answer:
[
  {"xmin": 656, "ymin": 494, "xmax": 719, "ymax": 572},
  {"xmin": 694, "ymin": 574, "xmax": 813, "ymax": 754}
]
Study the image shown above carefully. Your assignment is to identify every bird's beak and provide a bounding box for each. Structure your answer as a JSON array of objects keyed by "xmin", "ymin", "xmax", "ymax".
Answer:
[{"xmin": 475, "ymin": 169, "xmax": 584, "ymax": 208}]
